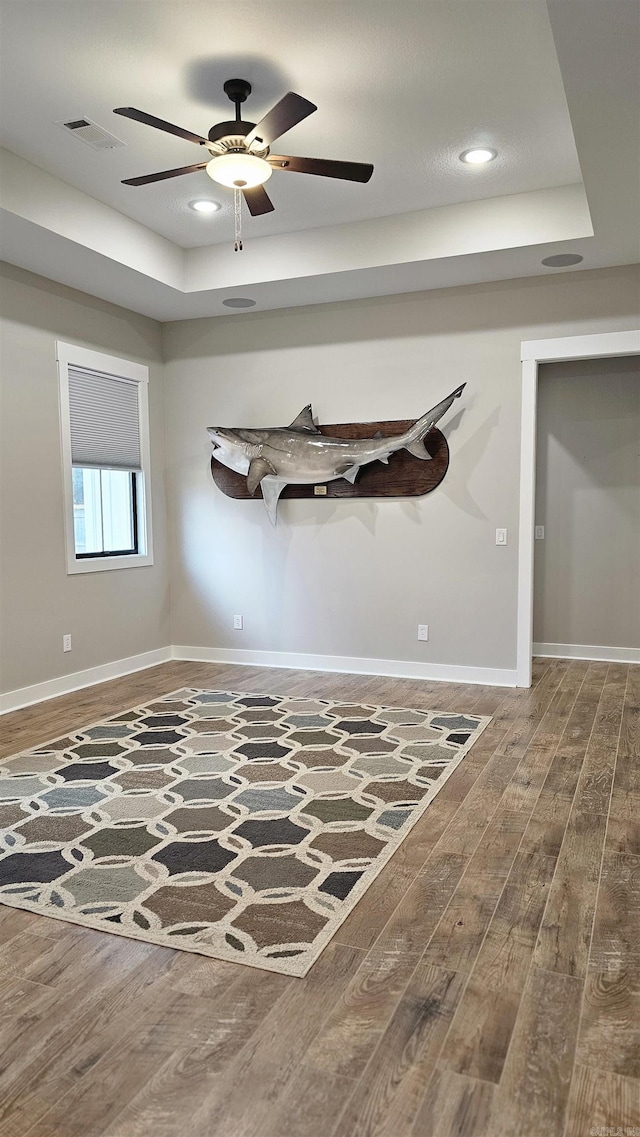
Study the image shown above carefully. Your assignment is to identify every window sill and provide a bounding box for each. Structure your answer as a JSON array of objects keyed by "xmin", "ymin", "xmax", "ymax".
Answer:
[{"xmin": 66, "ymin": 552, "xmax": 154, "ymax": 575}]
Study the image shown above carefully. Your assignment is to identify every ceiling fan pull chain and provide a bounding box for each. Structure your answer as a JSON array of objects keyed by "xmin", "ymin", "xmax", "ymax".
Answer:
[{"xmin": 234, "ymin": 187, "xmax": 243, "ymax": 251}]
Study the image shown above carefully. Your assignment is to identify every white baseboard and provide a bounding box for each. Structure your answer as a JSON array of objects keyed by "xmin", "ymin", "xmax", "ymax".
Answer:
[
  {"xmin": 0, "ymin": 642, "xmax": 521, "ymax": 716},
  {"xmin": 0, "ymin": 647, "xmax": 173, "ymax": 715},
  {"xmin": 533, "ymin": 642, "xmax": 640, "ymax": 664},
  {"xmin": 171, "ymin": 645, "xmax": 518, "ymax": 688}
]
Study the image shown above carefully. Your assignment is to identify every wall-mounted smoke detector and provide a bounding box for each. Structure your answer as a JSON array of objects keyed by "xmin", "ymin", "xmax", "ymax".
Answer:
[{"xmin": 55, "ymin": 117, "xmax": 126, "ymax": 150}]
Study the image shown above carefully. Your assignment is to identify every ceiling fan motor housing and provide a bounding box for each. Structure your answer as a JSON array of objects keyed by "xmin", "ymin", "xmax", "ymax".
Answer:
[
  {"xmin": 209, "ymin": 78, "xmax": 260, "ymax": 150},
  {"xmin": 207, "ymin": 120, "xmax": 256, "ymax": 146}
]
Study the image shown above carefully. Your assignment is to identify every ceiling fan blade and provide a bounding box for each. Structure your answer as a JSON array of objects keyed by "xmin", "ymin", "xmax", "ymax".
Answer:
[
  {"xmin": 245, "ymin": 92, "xmax": 316, "ymax": 147},
  {"xmin": 122, "ymin": 163, "xmax": 208, "ymax": 186},
  {"xmin": 114, "ymin": 107, "xmax": 208, "ymax": 146},
  {"xmin": 242, "ymin": 184, "xmax": 275, "ymax": 216},
  {"xmin": 269, "ymin": 155, "xmax": 374, "ymax": 183}
]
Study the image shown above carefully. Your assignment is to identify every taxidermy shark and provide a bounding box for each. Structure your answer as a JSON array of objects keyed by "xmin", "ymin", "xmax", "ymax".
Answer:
[{"xmin": 208, "ymin": 383, "xmax": 465, "ymax": 525}]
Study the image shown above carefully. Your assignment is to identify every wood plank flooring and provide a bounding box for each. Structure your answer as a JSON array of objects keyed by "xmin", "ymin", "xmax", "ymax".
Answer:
[{"xmin": 1, "ymin": 658, "xmax": 638, "ymax": 1136}]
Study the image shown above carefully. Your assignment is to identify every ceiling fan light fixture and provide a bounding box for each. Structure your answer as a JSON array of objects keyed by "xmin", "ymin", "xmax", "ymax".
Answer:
[
  {"xmin": 206, "ymin": 153, "xmax": 272, "ymax": 189},
  {"xmin": 460, "ymin": 147, "xmax": 497, "ymax": 165}
]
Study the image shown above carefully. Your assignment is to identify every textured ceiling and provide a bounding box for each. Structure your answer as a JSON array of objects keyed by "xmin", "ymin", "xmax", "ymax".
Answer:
[
  {"xmin": 0, "ymin": 0, "xmax": 638, "ymax": 320},
  {"xmin": 0, "ymin": 0, "xmax": 581, "ymax": 246}
]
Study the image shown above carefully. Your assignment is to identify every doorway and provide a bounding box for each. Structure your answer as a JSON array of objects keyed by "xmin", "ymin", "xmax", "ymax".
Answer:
[
  {"xmin": 533, "ymin": 355, "xmax": 639, "ymax": 661},
  {"xmin": 516, "ymin": 329, "xmax": 640, "ymax": 686}
]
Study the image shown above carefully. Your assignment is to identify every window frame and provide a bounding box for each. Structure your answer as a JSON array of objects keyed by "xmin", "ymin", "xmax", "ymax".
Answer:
[
  {"xmin": 57, "ymin": 341, "xmax": 154, "ymax": 574},
  {"xmin": 73, "ymin": 468, "xmax": 139, "ymax": 559}
]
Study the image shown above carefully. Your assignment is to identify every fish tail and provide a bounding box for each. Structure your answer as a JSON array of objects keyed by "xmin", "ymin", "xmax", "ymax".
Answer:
[{"xmin": 402, "ymin": 383, "xmax": 465, "ymax": 458}]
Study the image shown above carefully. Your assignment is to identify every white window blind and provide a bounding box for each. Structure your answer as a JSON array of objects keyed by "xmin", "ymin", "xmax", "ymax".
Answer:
[{"xmin": 69, "ymin": 366, "xmax": 141, "ymax": 470}]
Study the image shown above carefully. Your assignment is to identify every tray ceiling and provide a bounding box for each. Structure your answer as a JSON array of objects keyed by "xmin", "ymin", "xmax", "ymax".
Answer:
[{"xmin": 0, "ymin": 0, "xmax": 638, "ymax": 320}]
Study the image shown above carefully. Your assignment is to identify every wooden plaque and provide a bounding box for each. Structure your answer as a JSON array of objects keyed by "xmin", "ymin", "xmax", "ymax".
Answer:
[{"xmin": 210, "ymin": 419, "xmax": 449, "ymax": 501}]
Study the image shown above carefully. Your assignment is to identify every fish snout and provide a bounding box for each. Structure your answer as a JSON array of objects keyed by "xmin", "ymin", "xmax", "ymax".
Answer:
[{"xmin": 207, "ymin": 428, "xmax": 230, "ymax": 450}]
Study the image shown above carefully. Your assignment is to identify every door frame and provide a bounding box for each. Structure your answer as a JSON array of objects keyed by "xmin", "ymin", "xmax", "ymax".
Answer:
[{"xmin": 516, "ymin": 328, "xmax": 640, "ymax": 686}]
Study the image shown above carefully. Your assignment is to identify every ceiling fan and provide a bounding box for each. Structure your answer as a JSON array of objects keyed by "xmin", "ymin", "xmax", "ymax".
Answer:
[{"xmin": 114, "ymin": 79, "xmax": 374, "ymax": 220}]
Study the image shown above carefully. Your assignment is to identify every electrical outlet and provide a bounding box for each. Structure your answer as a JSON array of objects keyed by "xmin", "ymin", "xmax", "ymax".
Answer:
[
  {"xmin": 233, "ymin": 615, "xmax": 243, "ymax": 630},
  {"xmin": 535, "ymin": 525, "xmax": 545, "ymax": 540},
  {"xmin": 62, "ymin": 634, "xmax": 72, "ymax": 652},
  {"xmin": 417, "ymin": 624, "xmax": 429, "ymax": 641},
  {"xmin": 495, "ymin": 528, "xmax": 508, "ymax": 546}
]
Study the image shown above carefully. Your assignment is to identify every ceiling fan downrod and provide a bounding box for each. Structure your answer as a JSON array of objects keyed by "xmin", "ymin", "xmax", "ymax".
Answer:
[{"xmin": 223, "ymin": 78, "xmax": 252, "ymax": 126}]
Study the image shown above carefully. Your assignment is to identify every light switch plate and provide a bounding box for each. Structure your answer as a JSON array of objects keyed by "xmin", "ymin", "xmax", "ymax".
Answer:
[{"xmin": 495, "ymin": 528, "xmax": 508, "ymax": 546}]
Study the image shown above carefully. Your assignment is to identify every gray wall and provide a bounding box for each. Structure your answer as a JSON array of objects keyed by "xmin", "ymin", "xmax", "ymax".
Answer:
[
  {"xmin": 534, "ymin": 355, "xmax": 640, "ymax": 649},
  {"xmin": 2, "ymin": 262, "xmax": 638, "ymax": 697},
  {"xmin": 0, "ymin": 263, "xmax": 170, "ymax": 694},
  {"xmin": 162, "ymin": 265, "xmax": 640, "ymax": 674}
]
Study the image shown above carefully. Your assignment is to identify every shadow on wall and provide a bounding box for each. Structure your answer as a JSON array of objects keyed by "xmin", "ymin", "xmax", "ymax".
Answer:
[{"xmin": 440, "ymin": 406, "xmax": 499, "ymax": 521}]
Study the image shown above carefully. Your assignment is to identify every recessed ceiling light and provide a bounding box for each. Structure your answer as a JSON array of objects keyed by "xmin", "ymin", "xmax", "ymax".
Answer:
[
  {"xmin": 541, "ymin": 253, "xmax": 584, "ymax": 268},
  {"xmin": 222, "ymin": 297, "xmax": 257, "ymax": 309},
  {"xmin": 460, "ymin": 148, "xmax": 497, "ymax": 165},
  {"xmin": 189, "ymin": 199, "xmax": 221, "ymax": 213}
]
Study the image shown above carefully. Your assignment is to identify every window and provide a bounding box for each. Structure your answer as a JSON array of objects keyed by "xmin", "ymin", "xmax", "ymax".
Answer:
[
  {"xmin": 57, "ymin": 342, "xmax": 153, "ymax": 573},
  {"xmin": 72, "ymin": 468, "xmax": 137, "ymax": 557}
]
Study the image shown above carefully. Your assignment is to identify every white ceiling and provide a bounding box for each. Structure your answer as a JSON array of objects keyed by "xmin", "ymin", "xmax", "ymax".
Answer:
[
  {"xmin": 0, "ymin": 0, "xmax": 638, "ymax": 321},
  {"xmin": 0, "ymin": 0, "xmax": 582, "ymax": 246}
]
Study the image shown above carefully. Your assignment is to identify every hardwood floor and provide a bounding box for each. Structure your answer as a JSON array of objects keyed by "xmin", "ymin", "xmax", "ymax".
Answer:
[{"xmin": 1, "ymin": 658, "xmax": 639, "ymax": 1136}]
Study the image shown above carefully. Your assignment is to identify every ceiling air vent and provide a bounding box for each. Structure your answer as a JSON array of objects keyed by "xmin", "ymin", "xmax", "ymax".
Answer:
[{"xmin": 56, "ymin": 117, "xmax": 125, "ymax": 150}]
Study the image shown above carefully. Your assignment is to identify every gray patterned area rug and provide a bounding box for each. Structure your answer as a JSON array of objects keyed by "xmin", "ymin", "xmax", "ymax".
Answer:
[{"xmin": 0, "ymin": 689, "xmax": 490, "ymax": 977}]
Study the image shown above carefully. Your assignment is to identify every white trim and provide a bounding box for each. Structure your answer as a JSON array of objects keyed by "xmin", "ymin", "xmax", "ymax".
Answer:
[
  {"xmin": 517, "ymin": 328, "xmax": 640, "ymax": 688},
  {"xmin": 171, "ymin": 644, "xmax": 517, "ymax": 688},
  {"xmin": 0, "ymin": 642, "xmax": 518, "ymax": 717},
  {"xmin": 533, "ymin": 643, "xmax": 640, "ymax": 664},
  {"xmin": 0, "ymin": 647, "xmax": 172, "ymax": 715},
  {"xmin": 56, "ymin": 341, "xmax": 154, "ymax": 574},
  {"xmin": 521, "ymin": 330, "xmax": 640, "ymax": 363},
  {"xmin": 516, "ymin": 358, "xmax": 538, "ymax": 688}
]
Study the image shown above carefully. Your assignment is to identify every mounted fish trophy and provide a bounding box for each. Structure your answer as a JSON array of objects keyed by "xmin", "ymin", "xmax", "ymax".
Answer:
[{"xmin": 208, "ymin": 383, "xmax": 465, "ymax": 525}]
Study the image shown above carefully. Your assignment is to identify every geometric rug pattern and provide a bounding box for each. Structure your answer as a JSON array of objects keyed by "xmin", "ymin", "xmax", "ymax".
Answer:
[{"xmin": 0, "ymin": 689, "xmax": 490, "ymax": 976}]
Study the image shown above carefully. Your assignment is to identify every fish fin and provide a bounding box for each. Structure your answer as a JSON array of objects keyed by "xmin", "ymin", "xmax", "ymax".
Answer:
[
  {"xmin": 260, "ymin": 478, "xmax": 286, "ymax": 526},
  {"xmin": 404, "ymin": 439, "xmax": 433, "ymax": 460},
  {"xmin": 378, "ymin": 454, "xmax": 389, "ymax": 464},
  {"xmin": 373, "ymin": 430, "xmax": 383, "ymax": 439},
  {"xmin": 342, "ymin": 465, "xmax": 360, "ymax": 484},
  {"xmin": 411, "ymin": 384, "xmax": 466, "ymax": 438},
  {"xmin": 288, "ymin": 404, "xmax": 320, "ymax": 433},
  {"xmin": 247, "ymin": 457, "xmax": 276, "ymax": 495}
]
